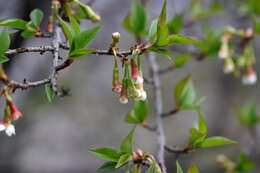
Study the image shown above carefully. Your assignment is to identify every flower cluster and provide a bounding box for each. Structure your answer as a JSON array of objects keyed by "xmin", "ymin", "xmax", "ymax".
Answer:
[
  {"xmin": 112, "ymin": 50, "xmax": 147, "ymax": 104},
  {"xmin": 0, "ymin": 88, "xmax": 22, "ymax": 136},
  {"xmin": 218, "ymin": 27, "xmax": 257, "ymax": 85}
]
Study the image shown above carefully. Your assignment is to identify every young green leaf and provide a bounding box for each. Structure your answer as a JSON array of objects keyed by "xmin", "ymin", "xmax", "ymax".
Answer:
[
  {"xmin": 71, "ymin": 26, "xmax": 101, "ymax": 52},
  {"xmin": 0, "ymin": 29, "xmax": 10, "ymax": 55},
  {"xmin": 174, "ymin": 76, "xmax": 199, "ymax": 110},
  {"xmin": 237, "ymin": 101, "xmax": 260, "ymax": 127},
  {"xmin": 130, "ymin": 0, "xmax": 147, "ymax": 36},
  {"xmin": 21, "ymin": 31, "xmax": 35, "ymax": 38},
  {"xmin": 167, "ymin": 35, "xmax": 201, "ymax": 46},
  {"xmin": 197, "ymin": 111, "xmax": 207, "ymax": 135},
  {"xmin": 155, "ymin": 0, "xmax": 169, "ymax": 47},
  {"xmin": 235, "ymin": 154, "xmax": 255, "ymax": 173},
  {"xmin": 0, "ymin": 55, "xmax": 9, "ymax": 64},
  {"xmin": 175, "ymin": 55, "xmax": 191, "ymax": 67},
  {"xmin": 30, "ymin": 9, "xmax": 43, "ymax": 27},
  {"xmin": 253, "ymin": 15, "xmax": 260, "ymax": 34},
  {"xmin": 115, "ymin": 154, "xmax": 131, "ymax": 168},
  {"xmin": 148, "ymin": 20, "xmax": 158, "ymax": 42},
  {"xmin": 125, "ymin": 100, "xmax": 148, "ymax": 124},
  {"xmin": 89, "ymin": 147, "xmax": 120, "ymax": 162},
  {"xmin": 187, "ymin": 163, "xmax": 200, "ymax": 173},
  {"xmin": 97, "ymin": 161, "xmax": 117, "ymax": 171},
  {"xmin": 167, "ymin": 14, "xmax": 184, "ymax": 34},
  {"xmin": 58, "ymin": 16, "xmax": 76, "ymax": 46},
  {"xmin": 0, "ymin": 18, "xmax": 27, "ymax": 30},
  {"xmin": 69, "ymin": 49, "xmax": 95, "ymax": 59},
  {"xmin": 188, "ymin": 127, "xmax": 206, "ymax": 148},
  {"xmin": 69, "ymin": 15, "xmax": 81, "ymax": 34},
  {"xmin": 199, "ymin": 136, "xmax": 237, "ymax": 148},
  {"xmin": 176, "ymin": 161, "xmax": 184, "ymax": 173},
  {"xmin": 120, "ymin": 127, "xmax": 135, "ymax": 153},
  {"xmin": 45, "ymin": 83, "xmax": 55, "ymax": 102}
]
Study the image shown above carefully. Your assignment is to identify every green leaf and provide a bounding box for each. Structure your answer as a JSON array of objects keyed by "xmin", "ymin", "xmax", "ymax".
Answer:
[
  {"xmin": 199, "ymin": 136, "xmax": 237, "ymax": 148},
  {"xmin": 253, "ymin": 15, "xmax": 260, "ymax": 34},
  {"xmin": 235, "ymin": 154, "xmax": 255, "ymax": 173},
  {"xmin": 187, "ymin": 163, "xmax": 200, "ymax": 173},
  {"xmin": 188, "ymin": 128, "xmax": 206, "ymax": 148},
  {"xmin": 69, "ymin": 49, "xmax": 95, "ymax": 59},
  {"xmin": 174, "ymin": 76, "xmax": 199, "ymax": 110},
  {"xmin": 155, "ymin": 0, "xmax": 169, "ymax": 47},
  {"xmin": 176, "ymin": 161, "xmax": 184, "ymax": 173},
  {"xmin": 58, "ymin": 16, "xmax": 76, "ymax": 47},
  {"xmin": 148, "ymin": 20, "xmax": 158, "ymax": 42},
  {"xmin": 130, "ymin": 0, "xmax": 147, "ymax": 36},
  {"xmin": 125, "ymin": 100, "xmax": 148, "ymax": 124},
  {"xmin": 21, "ymin": 31, "xmax": 35, "ymax": 38},
  {"xmin": 97, "ymin": 161, "xmax": 117, "ymax": 171},
  {"xmin": 45, "ymin": 83, "xmax": 55, "ymax": 102},
  {"xmin": 167, "ymin": 35, "xmax": 201, "ymax": 46},
  {"xmin": 0, "ymin": 29, "xmax": 10, "ymax": 54},
  {"xmin": 122, "ymin": 14, "xmax": 132, "ymax": 33},
  {"xmin": 115, "ymin": 154, "xmax": 131, "ymax": 168},
  {"xmin": 197, "ymin": 111, "xmax": 207, "ymax": 135},
  {"xmin": 30, "ymin": 9, "xmax": 43, "ymax": 27},
  {"xmin": 175, "ymin": 55, "xmax": 191, "ymax": 67},
  {"xmin": 0, "ymin": 55, "xmax": 9, "ymax": 64},
  {"xmin": 71, "ymin": 25, "xmax": 101, "ymax": 52},
  {"xmin": 237, "ymin": 101, "xmax": 260, "ymax": 127},
  {"xmin": 167, "ymin": 13, "xmax": 184, "ymax": 34},
  {"xmin": 199, "ymin": 27, "xmax": 222, "ymax": 56},
  {"xmin": 89, "ymin": 148, "xmax": 120, "ymax": 162},
  {"xmin": 0, "ymin": 18, "xmax": 27, "ymax": 30},
  {"xmin": 120, "ymin": 127, "xmax": 135, "ymax": 153},
  {"xmin": 69, "ymin": 15, "xmax": 81, "ymax": 34}
]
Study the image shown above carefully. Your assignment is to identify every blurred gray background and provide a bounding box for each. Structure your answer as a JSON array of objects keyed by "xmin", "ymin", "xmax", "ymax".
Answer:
[{"xmin": 0, "ymin": 0, "xmax": 259, "ymax": 172}]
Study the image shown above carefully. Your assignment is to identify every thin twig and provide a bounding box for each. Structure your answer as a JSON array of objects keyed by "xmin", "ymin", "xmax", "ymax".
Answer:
[
  {"xmin": 147, "ymin": 52, "xmax": 167, "ymax": 173},
  {"xmin": 161, "ymin": 108, "xmax": 179, "ymax": 118},
  {"xmin": 5, "ymin": 46, "xmax": 55, "ymax": 56}
]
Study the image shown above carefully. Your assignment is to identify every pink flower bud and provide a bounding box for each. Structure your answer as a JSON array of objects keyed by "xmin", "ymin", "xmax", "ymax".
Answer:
[
  {"xmin": 8, "ymin": 101, "xmax": 22, "ymax": 120},
  {"xmin": 131, "ymin": 59, "xmax": 139, "ymax": 80}
]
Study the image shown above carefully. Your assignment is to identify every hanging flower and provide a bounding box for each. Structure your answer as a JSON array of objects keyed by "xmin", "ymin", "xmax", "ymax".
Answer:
[
  {"xmin": 223, "ymin": 58, "xmax": 235, "ymax": 74},
  {"xmin": 242, "ymin": 68, "xmax": 257, "ymax": 85},
  {"xmin": 7, "ymin": 101, "xmax": 22, "ymax": 120},
  {"xmin": 119, "ymin": 62, "xmax": 129, "ymax": 104},
  {"xmin": 131, "ymin": 58, "xmax": 143, "ymax": 84},
  {"xmin": 0, "ymin": 123, "xmax": 16, "ymax": 137}
]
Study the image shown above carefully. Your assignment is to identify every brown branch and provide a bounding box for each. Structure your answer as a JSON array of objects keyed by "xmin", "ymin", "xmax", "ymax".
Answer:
[
  {"xmin": 161, "ymin": 108, "xmax": 179, "ymax": 118},
  {"xmin": 140, "ymin": 122, "xmax": 157, "ymax": 132}
]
